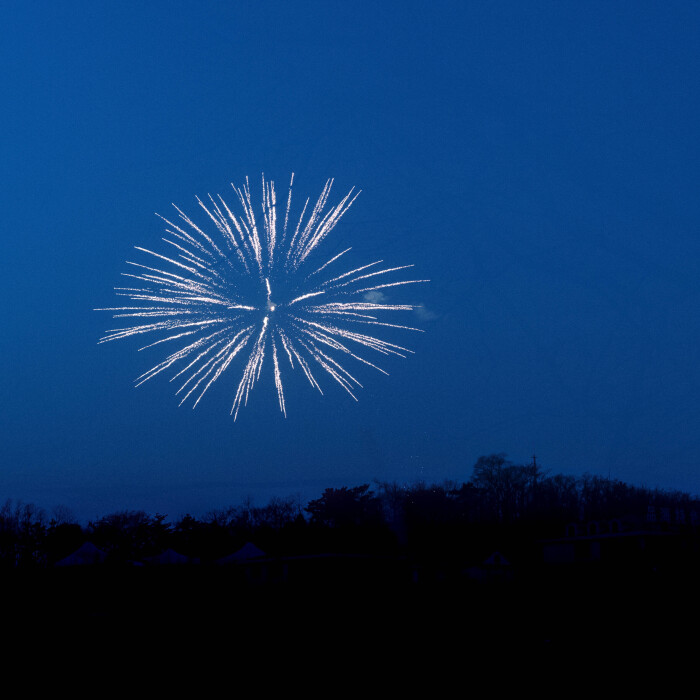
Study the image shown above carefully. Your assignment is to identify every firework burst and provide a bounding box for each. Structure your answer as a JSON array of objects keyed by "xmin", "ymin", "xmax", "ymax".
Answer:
[{"xmin": 98, "ymin": 174, "xmax": 429, "ymax": 419}]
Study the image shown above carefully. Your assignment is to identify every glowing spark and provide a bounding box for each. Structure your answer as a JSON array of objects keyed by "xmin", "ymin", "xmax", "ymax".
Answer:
[{"xmin": 98, "ymin": 174, "xmax": 428, "ymax": 419}]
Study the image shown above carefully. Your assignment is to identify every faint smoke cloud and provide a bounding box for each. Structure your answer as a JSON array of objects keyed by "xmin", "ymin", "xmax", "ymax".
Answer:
[
  {"xmin": 363, "ymin": 291, "xmax": 387, "ymax": 303},
  {"xmin": 414, "ymin": 304, "xmax": 437, "ymax": 321},
  {"xmin": 364, "ymin": 290, "xmax": 436, "ymax": 321}
]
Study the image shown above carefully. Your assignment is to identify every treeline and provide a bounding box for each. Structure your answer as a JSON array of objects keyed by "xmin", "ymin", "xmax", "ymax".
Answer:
[{"xmin": 1, "ymin": 454, "xmax": 698, "ymax": 567}]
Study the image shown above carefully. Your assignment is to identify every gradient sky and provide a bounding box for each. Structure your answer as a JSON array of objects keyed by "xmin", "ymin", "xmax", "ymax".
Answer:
[{"xmin": 2, "ymin": 1, "xmax": 700, "ymax": 521}]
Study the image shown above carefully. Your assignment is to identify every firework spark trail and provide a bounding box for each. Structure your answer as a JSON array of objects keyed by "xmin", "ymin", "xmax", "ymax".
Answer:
[
  {"xmin": 98, "ymin": 174, "xmax": 429, "ymax": 419},
  {"xmin": 310, "ymin": 302, "xmax": 414, "ymax": 312},
  {"xmin": 177, "ymin": 330, "xmax": 252, "ymax": 406},
  {"xmin": 282, "ymin": 173, "xmax": 294, "ymax": 246},
  {"xmin": 307, "ymin": 247, "xmax": 351, "ymax": 280},
  {"xmin": 99, "ymin": 318, "xmax": 224, "ymax": 344},
  {"xmin": 134, "ymin": 327, "xmax": 230, "ymax": 386},
  {"xmin": 319, "ymin": 260, "xmax": 382, "ymax": 288},
  {"xmin": 263, "ymin": 175, "xmax": 277, "ymax": 266},
  {"xmin": 277, "ymin": 328, "xmax": 295, "ymax": 368},
  {"xmin": 355, "ymin": 279, "xmax": 430, "ymax": 293},
  {"xmin": 278, "ymin": 328, "xmax": 322, "ymax": 393},
  {"xmin": 294, "ymin": 323, "xmax": 389, "ymax": 375},
  {"xmin": 231, "ymin": 316, "xmax": 269, "ymax": 419},
  {"xmin": 287, "ymin": 291, "xmax": 325, "ymax": 306},
  {"xmin": 191, "ymin": 329, "xmax": 254, "ymax": 409},
  {"xmin": 292, "ymin": 317, "xmax": 413, "ymax": 356},
  {"xmin": 295, "ymin": 188, "xmax": 360, "ymax": 268},
  {"xmin": 214, "ymin": 194, "xmax": 252, "ymax": 272},
  {"xmin": 328, "ymin": 264, "xmax": 415, "ymax": 290},
  {"xmin": 272, "ymin": 337, "xmax": 286, "ymax": 417},
  {"xmin": 297, "ymin": 337, "xmax": 358, "ymax": 400}
]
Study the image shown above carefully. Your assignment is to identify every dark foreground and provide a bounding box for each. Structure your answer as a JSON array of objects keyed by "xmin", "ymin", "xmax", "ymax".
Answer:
[{"xmin": 5, "ymin": 563, "xmax": 698, "ymax": 649}]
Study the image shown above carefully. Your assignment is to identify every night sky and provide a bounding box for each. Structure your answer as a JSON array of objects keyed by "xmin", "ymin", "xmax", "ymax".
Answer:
[{"xmin": 2, "ymin": 1, "xmax": 700, "ymax": 522}]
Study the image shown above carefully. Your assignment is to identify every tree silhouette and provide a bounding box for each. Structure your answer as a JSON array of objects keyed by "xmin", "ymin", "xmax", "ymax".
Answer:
[
  {"xmin": 305, "ymin": 485, "xmax": 381, "ymax": 528},
  {"xmin": 88, "ymin": 510, "xmax": 171, "ymax": 562}
]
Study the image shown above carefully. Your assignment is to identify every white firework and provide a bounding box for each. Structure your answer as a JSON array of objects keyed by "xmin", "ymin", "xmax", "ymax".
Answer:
[{"xmin": 98, "ymin": 174, "xmax": 429, "ymax": 419}]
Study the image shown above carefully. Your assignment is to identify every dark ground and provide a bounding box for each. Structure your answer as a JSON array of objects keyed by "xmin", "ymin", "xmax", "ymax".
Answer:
[{"xmin": 5, "ymin": 563, "xmax": 697, "ymax": 648}]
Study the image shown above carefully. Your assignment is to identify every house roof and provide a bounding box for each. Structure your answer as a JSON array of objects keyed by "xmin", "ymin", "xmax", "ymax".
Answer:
[
  {"xmin": 55, "ymin": 541, "xmax": 107, "ymax": 566},
  {"xmin": 216, "ymin": 542, "xmax": 266, "ymax": 564},
  {"xmin": 144, "ymin": 548, "xmax": 196, "ymax": 565}
]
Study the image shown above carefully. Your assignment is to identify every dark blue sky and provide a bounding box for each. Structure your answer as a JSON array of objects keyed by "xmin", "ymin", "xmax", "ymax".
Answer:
[{"xmin": 2, "ymin": 1, "xmax": 700, "ymax": 521}]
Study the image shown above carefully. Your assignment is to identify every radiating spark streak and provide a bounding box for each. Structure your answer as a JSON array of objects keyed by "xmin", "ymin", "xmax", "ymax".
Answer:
[
  {"xmin": 304, "ymin": 337, "xmax": 363, "ymax": 387},
  {"xmin": 279, "ymin": 329, "xmax": 321, "ymax": 392},
  {"xmin": 99, "ymin": 319, "xmax": 224, "ymax": 343},
  {"xmin": 277, "ymin": 328, "xmax": 295, "ymax": 368},
  {"xmin": 307, "ymin": 247, "xmax": 352, "ymax": 279},
  {"xmin": 272, "ymin": 337, "xmax": 286, "ymax": 417},
  {"xmin": 292, "ymin": 324, "xmax": 386, "ymax": 374},
  {"xmin": 331, "ymin": 264, "xmax": 415, "ymax": 289},
  {"xmin": 176, "ymin": 340, "xmax": 237, "ymax": 401},
  {"xmin": 299, "ymin": 326, "xmax": 348, "ymax": 353},
  {"xmin": 192, "ymin": 333, "xmax": 253, "ymax": 409},
  {"xmin": 309, "ymin": 311, "xmax": 378, "ymax": 319},
  {"xmin": 287, "ymin": 290, "xmax": 325, "ymax": 306},
  {"xmin": 262, "ymin": 174, "xmax": 277, "ymax": 265},
  {"xmin": 133, "ymin": 328, "xmax": 230, "ymax": 386},
  {"xmin": 232, "ymin": 178, "xmax": 263, "ymax": 273},
  {"xmin": 111, "ymin": 310, "xmax": 198, "ymax": 318},
  {"xmin": 354, "ymin": 279, "xmax": 430, "ymax": 293},
  {"xmin": 297, "ymin": 189, "xmax": 360, "ymax": 266},
  {"xmin": 205, "ymin": 194, "xmax": 229, "ymax": 229},
  {"xmin": 292, "ymin": 180, "xmax": 333, "ymax": 262},
  {"xmin": 118, "ymin": 291, "xmax": 228, "ymax": 307},
  {"xmin": 178, "ymin": 341, "xmax": 243, "ymax": 406},
  {"xmin": 343, "ymin": 318, "xmax": 424, "ymax": 331},
  {"xmin": 311, "ymin": 329, "xmax": 390, "ymax": 375},
  {"xmin": 190, "ymin": 329, "xmax": 254, "ymax": 408},
  {"xmin": 162, "ymin": 239, "xmax": 210, "ymax": 268},
  {"xmin": 161, "ymin": 228, "xmax": 212, "ymax": 261},
  {"xmin": 171, "ymin": 204, "xmax": 224, "ymax": 260},
  {"xmin": 216, "ymin": 194, "xmax": 253, "ymax": 271},
  {"xmin": 187, "ymin": 204, "xmax": 240, "ymax": 283},
  {"xmin": 124, "ymin": 261, "xmax": 209, "ymax": 286},
  {"xmin": 320, "ymin": 260, "xmax": 382, "ymax": 288},
  {"xmin": 156, "ymin": 214, "xmax": 216, "ymax": 260},
  {"xmin": 197, "ymin": 196, "xmax": 233, "ymax": 248},
  {"xmin": 131, "ymin": 248, "xmax": 225, "ymax": 286},
  {"xmin": 117, "ymin": 287, "xmax": 218, "ymax": 305},
  {"xmin": 122, "ymin": 271, "xmax": 223, "ymax": 293},
  {"xmin": 99, "ymin": 174, "xmax": 427, "ymax": 418},
  {"xmin": 95, "ymin": 306, "xmax": 170, "ymax": 312},
  {"xmin": 204, "ymin": 194, "xmax": 249, "ymax": 272},
  {"xmin": 231, "ymin": 316, "xmax": 269, "ymax": 419},
  {"xmin": 310, "ymin": 302, "xmax": 414, "ymax": 312},
  {"xmin": 121, "ymin": 269, "xmax": 218, "ymax": 295},
  {"xmin": 286, "ymin": 195, "xmax": 310, "ymax": 262},
  {"xmin": 293, "ymin": 317, "xmax": 412, "ymax": 356},
  {"xmin": 298, "ymin": 327, "xmax": 371, "ymax": 375},
  {"xmin": 294, "ymin": 183, "xmax": 359, "ymax": 266},
  {"xmin": 138, "ymin": 328, "xmax": 203, "ymax": 350},
  {"xmin": 344, "ymin": 350, "xmax": 388, "ymax": 375},
  {"xmin": 282, "ymin": 173, "xmax": 294, "ymax": 245},
  {"xmin": 169, "ymin": 337, "xmax": 230, "ymax": 384},
  {"xmin": 298, "ymin": 338, "xmax": 357, "ymax": 400}
]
